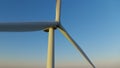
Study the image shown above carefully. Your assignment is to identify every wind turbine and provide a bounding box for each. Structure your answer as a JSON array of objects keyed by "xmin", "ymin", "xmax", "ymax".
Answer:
[{"xmin": 0, "ymin": 0, "xmax": 95, "ymax": 68}]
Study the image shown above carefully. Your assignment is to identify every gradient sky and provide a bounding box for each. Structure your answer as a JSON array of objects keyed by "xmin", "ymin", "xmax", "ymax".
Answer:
[{"xmin": 0, "ymin": 0, "xmax": 120, "ymax": 68}]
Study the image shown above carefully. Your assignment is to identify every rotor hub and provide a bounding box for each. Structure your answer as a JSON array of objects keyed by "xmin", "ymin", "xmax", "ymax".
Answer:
[{"xmin": 44, "ymin": 22, "xmax": 60, "ymax": 32}]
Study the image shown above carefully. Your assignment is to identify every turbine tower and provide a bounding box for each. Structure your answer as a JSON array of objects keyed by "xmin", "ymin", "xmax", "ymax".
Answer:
[{"xmin": 0, "ymin": 0, "xmax": 95, "ymax": 68}]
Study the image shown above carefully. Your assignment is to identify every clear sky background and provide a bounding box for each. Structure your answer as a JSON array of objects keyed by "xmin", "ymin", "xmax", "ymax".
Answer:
[{"xmin": 0, "ymin": 0, "xmax": 120, "ymax": 68}]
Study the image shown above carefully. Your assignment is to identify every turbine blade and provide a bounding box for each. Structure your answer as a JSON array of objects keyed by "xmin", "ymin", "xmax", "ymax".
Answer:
[
  {"xmin": 58, "ymin": 25, "xmax": 95, "ymax": 68},
  {"xmin": 0, "ymin": 21, "xmax": 57, "ymax": 32},
  {"xmin": 55, "ymin": 0, "xmax": 61, "ymax": 22}
]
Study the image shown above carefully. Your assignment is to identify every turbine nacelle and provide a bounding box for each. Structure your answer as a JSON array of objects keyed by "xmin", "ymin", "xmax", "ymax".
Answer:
[{"xmin": 44, "ymin": 22, "xmax": 60, "ymax": 32}]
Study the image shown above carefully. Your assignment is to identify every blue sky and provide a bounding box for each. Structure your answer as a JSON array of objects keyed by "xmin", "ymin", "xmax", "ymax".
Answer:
[{"xmin": 0, "ymin": 0, "xmax": 120, "ymax": 68}]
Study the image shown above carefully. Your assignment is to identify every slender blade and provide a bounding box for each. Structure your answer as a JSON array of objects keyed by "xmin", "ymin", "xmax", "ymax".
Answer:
[
  {"xmin": 0, "ymin": 21, "xmax": 57, "ymax": 32},
  {"xmin": 55, "ymin": 0, "xmax": 61, "ymax": 22},
  {"xmin": 58, "ymin": 25, "xmax": 95, "ymax": 68}
]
